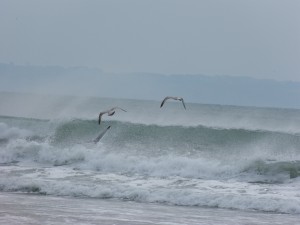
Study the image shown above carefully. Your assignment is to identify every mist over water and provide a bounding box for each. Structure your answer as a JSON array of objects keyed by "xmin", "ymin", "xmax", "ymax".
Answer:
[{"xmin": 0, "ymin": 93, "xmax": 300, "ymax": 214}]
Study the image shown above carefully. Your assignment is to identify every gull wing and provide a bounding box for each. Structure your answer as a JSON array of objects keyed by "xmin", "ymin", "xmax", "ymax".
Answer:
[
  {"xmin": 160, "ymin": 97, "xmax": 170, "ymax": 108},
  {"xmin": 93, "ymin": 126, "xmax": 111, "ymax": 143},
  {"xmin": 98, "ymin": 112, "xmax": 104, "ymax": 125},
  {"xmin": 117, "ymin": 107, "xmax": 127, "ymax": 112},
  {"xmin": 181, "ymin": 99, "xmax": 186, "ymax": 110},
  {"xmin": 111, "ymin": 107, "xmax": 127, "ymax": 112}
]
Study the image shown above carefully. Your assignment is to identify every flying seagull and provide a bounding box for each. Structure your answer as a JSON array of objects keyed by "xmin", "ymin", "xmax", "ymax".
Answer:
[
  {"xmin": 160, "ymin": 96, "xmax": 186, "ymax": 109},
  {"xmin": 98, "ymin": 107, "xmax": 127, "ymax": 125}
]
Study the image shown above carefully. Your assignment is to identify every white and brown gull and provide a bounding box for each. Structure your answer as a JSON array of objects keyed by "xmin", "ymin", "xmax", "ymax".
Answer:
[
  {"xmin": 98, "ymin": 107, "xmax": 127, "ymax": 125},
  {"xmin": 160, "ymin": 96, "xmax": 186, "ymax": 109}
]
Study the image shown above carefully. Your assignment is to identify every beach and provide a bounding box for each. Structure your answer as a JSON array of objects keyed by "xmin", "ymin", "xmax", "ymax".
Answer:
[{"xmin": 1, "ymin": 192, "xmax": 299, "ymax": 225}]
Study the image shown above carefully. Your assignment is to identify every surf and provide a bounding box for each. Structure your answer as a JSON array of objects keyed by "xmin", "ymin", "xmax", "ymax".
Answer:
[{"xmin": 1, "ymin": 100, "xmax": 300, "ymax": 214}]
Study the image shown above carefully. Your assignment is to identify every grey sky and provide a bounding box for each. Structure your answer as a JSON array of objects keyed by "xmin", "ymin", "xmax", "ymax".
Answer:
[{"xmin": 0, "ymin": 0, "xmax": 299, "ymax": 81}]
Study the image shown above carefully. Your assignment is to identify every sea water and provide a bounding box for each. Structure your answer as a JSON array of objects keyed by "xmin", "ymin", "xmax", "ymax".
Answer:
[{"xmin": 0, "ymin": 93, "xmax": 300, "ymax": 224}]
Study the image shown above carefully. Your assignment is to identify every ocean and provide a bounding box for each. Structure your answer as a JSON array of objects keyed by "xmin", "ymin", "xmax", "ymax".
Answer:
[{"xmin": 0, "ymin": 93, "xmax": 300, "ymax": 224}]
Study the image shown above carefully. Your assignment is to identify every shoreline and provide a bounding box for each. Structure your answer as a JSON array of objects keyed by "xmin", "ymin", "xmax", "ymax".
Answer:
[{"xmin": 0, "ymin": 192, "xmax": 299, "ymax": 225}]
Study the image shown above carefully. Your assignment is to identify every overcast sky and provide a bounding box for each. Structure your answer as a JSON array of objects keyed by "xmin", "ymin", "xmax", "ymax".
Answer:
[{"xmin": 0, "ymin": 0, "xmax": 299, "ymax": 81}]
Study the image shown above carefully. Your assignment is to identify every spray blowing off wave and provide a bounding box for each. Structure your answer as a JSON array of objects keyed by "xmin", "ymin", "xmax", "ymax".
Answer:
[
  {"xmin": 2, "ymin": 116, "xmax": 300, "ymax": 159},
  {"xmin": 1, "ymin": 117, "xmax": 300, "ymax": 182},
  {"xmin": 49, "ymin": 119, "xmax": 300, "ymax": 157},
  {"xmin": 2, "ymin": 93, "xmax": 300, "ymax": 134}
]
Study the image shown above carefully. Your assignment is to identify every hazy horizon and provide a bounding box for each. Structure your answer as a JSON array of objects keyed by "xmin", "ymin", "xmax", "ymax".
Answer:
[{"xmin": 1, "ymin": 62, "xmax": 300, "ymax": 110}]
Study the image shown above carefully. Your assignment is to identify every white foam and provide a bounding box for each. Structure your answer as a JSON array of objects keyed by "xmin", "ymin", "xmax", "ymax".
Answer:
[
  {"xmin": 0, "ymin": 123, "xmax": 31, "ymax": 139},
  {"xmin": 0, "ymin": 165, "xmax": 300, "ymax": 214}
]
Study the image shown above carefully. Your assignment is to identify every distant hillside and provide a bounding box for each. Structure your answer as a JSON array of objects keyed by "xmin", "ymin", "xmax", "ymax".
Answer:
[{"xmin": 1, "ymin": 63, "xmax": 300, "ymax": 109}]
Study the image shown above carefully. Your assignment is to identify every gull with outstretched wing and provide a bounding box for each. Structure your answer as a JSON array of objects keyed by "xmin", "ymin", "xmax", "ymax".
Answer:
[
  {"xmin": 98, "ymin": 107, "xmax": 127, "ymax": 125},
  {"xmin": 160, "ymin": 96, "xmax": 186, "ymax": 109}
]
